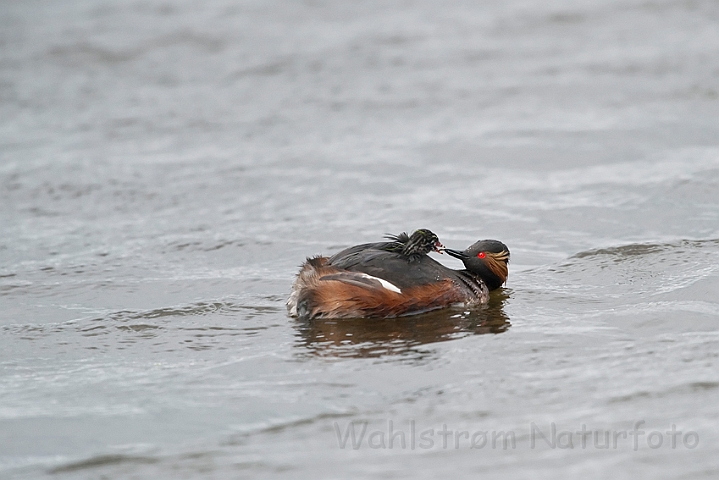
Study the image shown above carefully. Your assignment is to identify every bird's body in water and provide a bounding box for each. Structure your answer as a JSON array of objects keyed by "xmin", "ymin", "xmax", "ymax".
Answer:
[{"xmin": 287, "ymin": 230, "xmax": 510, "ymax": 320}]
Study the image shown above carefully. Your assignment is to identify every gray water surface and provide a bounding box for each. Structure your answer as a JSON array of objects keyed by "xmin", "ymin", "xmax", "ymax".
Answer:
[{"xmin": 2, "ymin": 0, "xmax": 719, "ymax": 478}]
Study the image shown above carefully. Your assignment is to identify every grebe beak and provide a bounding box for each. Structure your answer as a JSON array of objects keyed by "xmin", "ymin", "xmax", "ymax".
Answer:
[
  {"xmin": 443, "ymin": 248, "xmax": 468, "ymax": 260},
  {"xmin": 434, "ymin": 241, "xmax": 444, "ymax": 253}
]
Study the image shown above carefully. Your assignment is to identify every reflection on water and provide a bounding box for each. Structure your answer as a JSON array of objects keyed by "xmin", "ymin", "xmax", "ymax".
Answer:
[{"xmin": 293, "ymin": 290, "xmax": 510, "ymax": 358}]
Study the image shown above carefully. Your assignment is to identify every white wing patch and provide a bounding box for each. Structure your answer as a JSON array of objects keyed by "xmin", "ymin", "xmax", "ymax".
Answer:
[
  {"xmin": 358, "ymin": 273, "xmax": 402, "ymax": 293},
  {"xmin": 319, "ymin": 271, "xmax": 403, "ymax": 293}
]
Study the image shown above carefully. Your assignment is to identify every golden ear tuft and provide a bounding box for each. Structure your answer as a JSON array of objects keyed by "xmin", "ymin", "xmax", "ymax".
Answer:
[
  {"xmin": 488, "ymin": 250, "xmax": 510, "ymax": 263},
  {"xmin": 484, "ymin": 250, "xmax": 510, "ymax": 284}
]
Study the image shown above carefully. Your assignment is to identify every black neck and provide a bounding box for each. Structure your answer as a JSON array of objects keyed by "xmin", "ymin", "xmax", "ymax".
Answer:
[{"xmin": 461, "ymin": 268, "xmax": 504, "ymax": 292}]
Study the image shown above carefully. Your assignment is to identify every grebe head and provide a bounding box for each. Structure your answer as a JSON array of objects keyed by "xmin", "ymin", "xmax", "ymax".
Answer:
[
  {"xmin": 384, "ymin": 229, "xmax": 444, "ymax": 257},
  {"xmin": 444, "ymin": 239, "xmax": 510, "ymax": 291}
]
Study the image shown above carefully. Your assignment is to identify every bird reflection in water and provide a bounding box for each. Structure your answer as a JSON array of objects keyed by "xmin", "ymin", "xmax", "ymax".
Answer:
[{"xmin": 294, "ymin": 290, "xmax": 510, "ymax": 359}]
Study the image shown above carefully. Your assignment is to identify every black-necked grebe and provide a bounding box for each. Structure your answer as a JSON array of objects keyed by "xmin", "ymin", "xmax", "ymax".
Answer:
[{"xmin": 287, "ymin": 230, "xmax": 509, "ymax": 320}]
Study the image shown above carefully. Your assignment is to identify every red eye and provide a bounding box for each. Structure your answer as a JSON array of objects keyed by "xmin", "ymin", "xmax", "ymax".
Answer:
[{"xmin": 477, "ymin": 252, "xmax": 486, "ymax": 259}]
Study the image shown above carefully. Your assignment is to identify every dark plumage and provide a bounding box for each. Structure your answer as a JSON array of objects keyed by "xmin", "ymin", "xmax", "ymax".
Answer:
[
  {"xmin": 328, "ymin": 228, "xmax": 443, "ymax": 266},
  {"xmin": 382, "ymin": 229, "xmax": 443, "ymax": 259},
  {"xmin": 287, "ymin": 232, "xmax": 510, "ymax": 320}
]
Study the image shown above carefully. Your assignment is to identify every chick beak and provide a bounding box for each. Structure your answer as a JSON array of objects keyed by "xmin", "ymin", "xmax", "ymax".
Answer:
[
  {"xmin": 434, "ymin": 241, "xmax": 444, "ymax": 254},
  {"xmin": 443, "ymin": 248, "xmax": 468, "ymax": 260}
]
